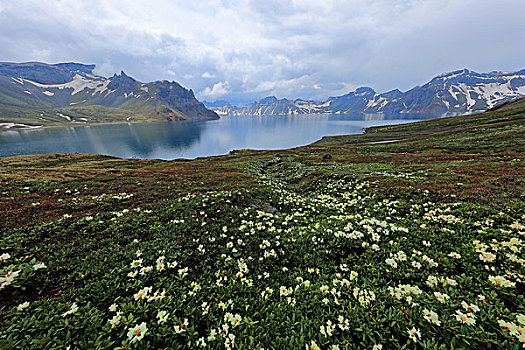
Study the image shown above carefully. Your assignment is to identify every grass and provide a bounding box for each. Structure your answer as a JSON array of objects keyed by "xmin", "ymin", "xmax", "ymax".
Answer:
[{"xmin": 0, "ymin": 98, "xmax": 524, "ymax": 349}]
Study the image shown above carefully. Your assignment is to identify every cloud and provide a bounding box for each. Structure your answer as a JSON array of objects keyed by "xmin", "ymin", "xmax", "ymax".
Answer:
[
  {"xmin": 198, "ymin": 81, "xmax": 231, "ymax": 100},
  {"xmin": 0, "ymin": 0, "xmax": 524, "ymax": 104}
]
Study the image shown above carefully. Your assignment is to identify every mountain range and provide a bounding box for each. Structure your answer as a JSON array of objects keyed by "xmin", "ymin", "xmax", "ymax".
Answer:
[
  {"xmin": 206, "ymin": 69, "xmax": 525, "ymax": 116},
  {"xmin": 0, "ymin": 62, "xmax": 218, "ymax": 127}
]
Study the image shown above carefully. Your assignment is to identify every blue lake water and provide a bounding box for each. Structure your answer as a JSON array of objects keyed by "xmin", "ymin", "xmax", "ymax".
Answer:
[{"xmin": 0, "ymin": 114, "xmax": 434, "ymax": 160}]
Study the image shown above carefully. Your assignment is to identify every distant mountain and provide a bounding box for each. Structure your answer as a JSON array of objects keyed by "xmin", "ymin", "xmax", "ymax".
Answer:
[
  {"xmin": 0, "ymin": 62, "xmax": 218, "ymax": 126},
  {"xmin": 212, "ymin": 69, "xmax": 525, "ymax": 116}
]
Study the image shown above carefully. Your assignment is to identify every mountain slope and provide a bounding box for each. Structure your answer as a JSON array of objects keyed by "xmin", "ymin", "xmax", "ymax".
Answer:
[
  {"xmin": 212, "ymin": 69, "xmax": 525, "ymax": 116},
  {"xmin": 0, "ymin": 62, "xmax": 218, "ymax": 127}
]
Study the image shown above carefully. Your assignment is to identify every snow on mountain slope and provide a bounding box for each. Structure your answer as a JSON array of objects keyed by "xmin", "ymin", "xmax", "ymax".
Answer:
[{"xmin": 212, "ymin": 69, "xmax": 525, "ymax": 116}]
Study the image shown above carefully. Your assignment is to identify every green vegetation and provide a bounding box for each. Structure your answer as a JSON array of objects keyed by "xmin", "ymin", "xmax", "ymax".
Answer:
[{"xmin": 0, "ymin": 98, "xmax": 524, "ymax": 349}]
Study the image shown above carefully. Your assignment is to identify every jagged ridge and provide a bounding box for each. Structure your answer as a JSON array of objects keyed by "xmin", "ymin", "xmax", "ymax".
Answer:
[
  {"xmin": 211, "ymin": 69, "xmax": 525, "ymax": 116},
  {"xmin": 0, "ymin": 62, "xmax": 218, "ymax": 124}
]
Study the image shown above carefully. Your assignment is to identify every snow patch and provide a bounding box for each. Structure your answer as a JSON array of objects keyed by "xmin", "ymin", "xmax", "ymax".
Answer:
[
  {"xmin": 0, "ymin": 123, "xmax": 43, "ymax": 129},
  {"xmin": 11, "ymin": 77, "xmax": 24, "ymax": 85},
  {"xmin": 42, "ymin": 91, "xmax": 54, "ymax": 96},
  {"xmin": 57, "ymin": 113, "xmax": 72, "ymax": 121},
  {"xmin": 24, "ymin": 90, "xmax": 32, "ymax": 95},
  {"xmin": 24, "ymin": 74, "xmax": 110, "ymax": 96}
]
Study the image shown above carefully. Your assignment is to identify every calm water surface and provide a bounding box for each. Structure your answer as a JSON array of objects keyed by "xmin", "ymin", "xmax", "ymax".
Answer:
[{"xmin": 0, "ymin": 114, "xmax": 434, "ymax": 160}]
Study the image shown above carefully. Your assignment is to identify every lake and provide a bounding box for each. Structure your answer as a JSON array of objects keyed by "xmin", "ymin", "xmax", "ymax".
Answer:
[{"xmin": 0, "ymin": 113, "xmax": 434, "ymax": 160}]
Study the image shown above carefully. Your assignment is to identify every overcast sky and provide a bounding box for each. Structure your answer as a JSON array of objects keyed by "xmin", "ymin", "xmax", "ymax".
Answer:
[{"xmin": 0, "ymin": 0, "xmax": 524, "ymax": 105}]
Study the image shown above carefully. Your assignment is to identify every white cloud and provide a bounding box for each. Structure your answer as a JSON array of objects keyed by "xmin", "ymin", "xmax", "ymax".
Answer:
[
  {"xmin": 198, "ymin": 81, "xmax": 231, "ymax": 100},
  {"xmin": 0, "ymin": 0, "xmax": 524, "ymax": 104},
  {"xmin": 94, "ymin": 59, "xmax": 116, "ymax": 77}
]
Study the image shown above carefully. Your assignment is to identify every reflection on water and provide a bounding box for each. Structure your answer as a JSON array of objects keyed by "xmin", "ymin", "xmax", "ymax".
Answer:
[{"xmin": 0, "ymin": 113, "xmax": 434, "ymax": 160}]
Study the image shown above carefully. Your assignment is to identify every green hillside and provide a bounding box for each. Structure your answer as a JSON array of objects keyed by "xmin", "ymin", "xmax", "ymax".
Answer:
[{"xmin": 0, "ymin": 99, "xmax": 524, "ymax": 349}]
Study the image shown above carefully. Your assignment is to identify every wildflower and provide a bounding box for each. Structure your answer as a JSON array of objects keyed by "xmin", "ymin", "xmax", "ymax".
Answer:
[
  {"xmin": 0, "ymin": 253, "xmax": 10, "ymax": 262},
  {"xmin": 202, "ymin": 302, "xmax": 209, "ymax": 315},
  {"xmin": 455, "ymin": 310, "xmax": 476, "ymax": 325},
  {"xmin": 157, "ymin": 310, "xmax": 169, "ymax": 323},
  {"xmin": 479, "ymin": 251, "xmax": 496, "ymax": 262},
  {"xmin": 127, "ymin": 322, "xmax": 147, "ymax": 343},
  {"xmin": 134, "ymin": 286, "xmax": 152, "ymax": 300},
  {"xmin": 109, "ymin": 303, "xmax": 118, "ymax": 312},
  {"xmin": 224, "ymin": 333, "xmax": 235, "ymax": 349},
  {"xmin": 385, "ymin": 258, "xmax": 397, "ymax": 268},
  {"xmin": 306, "ymin": 340, "xmax": 320, "ymax": 350},
  {"xmin": 372, "ymin": 345, "xmax": 383, "ymax": 350},
  {"xmin": 109, "ymin": 312, "xmax": 122, "ymax": 328},
  {"xmin": 338, "ymin": 315, "xmax": 350, "ymax": 330},
  {"xmin": 461, "ymin": 301, "xmax": 480, "ymax": 313},
  {"xmin": 407, "ymin": 327, "xmax": 421, "ymax": 342},
  {"xmin": 174, "ymin": 319, "xmax": 189, "ymax": 334},
  {"xmin": 140, "ymin": 266, "xmax": 153, "ymax": 275},
  {"xmin": 426, "ymin": 275, "xmax": 438, "ymax": 287},
  {"xmin": 448, "ymin": 252, "xmax": 461, "ymax": 259},
  {"xmin": 422, "ymin": 308, "xmax": 441, "ymax": 326},
  {"xmin": 197, "ymin": 337, "xmax": 207, "ymax": 347},
  {"xmin": 208, "ymin": 329, "xmax": 217, "ymax": 341},
  {"xmin": 131, "ymin": 259, "xmax": 142, "ymax": 268},
  {"xmin": 16, "ymin": 302, "xmax": 29, "ymax": 311},
  {"xmin": 62, "ymin": 302, "xmax": 79, "ymax": 317},
  {"xmin": 32, "ymin": 263, "xmax": 47, "ymax": 270},
  {"xmin": 516, "ymin": 314, "xmax": 525, "ymax": 325},
  {"xmin": 434, "ymin": 292, "xmax": 450, "ymax": 303},
  {"xmin": 488, "ymin": 275, "xmax": 515, "ymax": 287}
]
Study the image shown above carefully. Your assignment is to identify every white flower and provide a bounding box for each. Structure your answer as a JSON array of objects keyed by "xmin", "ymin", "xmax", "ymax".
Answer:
[
  {"xmin": 174, "ymin": 318, "xmax": 189, "ymax": 334},
  {"xmin": 62, "ymin": 302, "xmax": 79, "ymax": 317},
  {"xmin": 448, "ymin": 252, "xmax": 461, "ymax": 259},
  {"xmin": 407, "ymin": 327, "xmax": 421, "ymax": 342},
  {"xmin": 455, "ymin": 310, "xmax": 476, "ymax": 325},
  {"xmin": 488, "ymin": 275, "xmax": 515, "ymax": 287},
  {"xmin": 422, "ymin": 308, "xmax": 441, "ymax": 326},
  {"xmin": 109, "ymin": 303, "xmax": 118, "ymax": 312},
  {"xmin": 131, "ymin": 259, "xmax": 142, "ymax": 268},
  {"xmin": 224, "ymin": 333, "xmax": 235, "ymax": 349},
  {"xmin": 306, "ymin": 340, "xmax": 320, "ymax": 350},
  {"xmin": 197, "ymin": 337, "xmax": 207, "ymax": 347},
  {"xmin": 16, "ymin": 302, "xmax": 29, "ymax": 311},
  {"xmin": 434, "ymin": 292, "xmax": 450, "ymax": 303},
  {"xmin": 109, "ymin": 313, "xmax": 122, "ymax": 328},
  {"xmin": 157, "ymin": 310, "xmax": 169, "ymax": 323},
  {"xmin": 127, "ymin": 322, "xmax": 147, "ymax": 343},
  {"xmin": 0, "ymin": 253, "xmax": 10, "ymax": 262},
  {"xmin": 32, "ymin": 263, "xmax": 47, "ymax": 270},
  {"xmin": 208, "ymin": 329, "xmax": 217, "ymax": 341},
  {"xmin": 372, "ymin": 345, "xmax": 383, "ymax": 350}
]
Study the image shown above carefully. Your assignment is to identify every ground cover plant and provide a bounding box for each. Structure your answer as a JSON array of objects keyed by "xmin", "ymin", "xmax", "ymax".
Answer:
[{"xmin": 0, "ymin": 98, "xmax": 524, "ymax": 349}]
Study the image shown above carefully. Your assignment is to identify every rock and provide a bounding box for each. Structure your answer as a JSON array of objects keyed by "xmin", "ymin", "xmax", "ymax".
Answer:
[{"xmin": 323, "ymin": 153, "xmax": 332, "ymax": 160}]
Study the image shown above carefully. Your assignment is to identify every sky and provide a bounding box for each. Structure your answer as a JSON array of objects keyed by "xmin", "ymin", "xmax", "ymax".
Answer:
[{"xmin": 0, "ymin": 0, "xmax": 524, "ymax": 105}]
